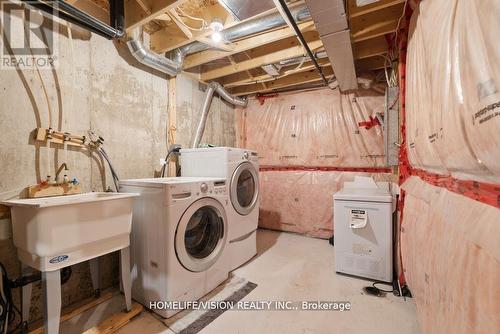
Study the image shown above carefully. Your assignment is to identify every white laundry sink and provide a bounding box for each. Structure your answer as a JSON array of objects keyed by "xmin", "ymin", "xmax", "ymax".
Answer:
[{"xmin": 2, "ymin": 192, "xmax": 139, "ymax": 271}]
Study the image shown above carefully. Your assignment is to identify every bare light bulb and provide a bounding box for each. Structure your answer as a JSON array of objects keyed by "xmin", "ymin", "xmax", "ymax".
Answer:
[{"xmin": 211, "ymin": 31, "xmax": 222, "ymax": 43}]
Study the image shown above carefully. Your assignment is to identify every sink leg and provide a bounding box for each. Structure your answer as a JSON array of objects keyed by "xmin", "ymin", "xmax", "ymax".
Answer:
[
  {"xmin": 42, "ymin": 270, "xmax": 61, "ymax": 334},
  {"xmin": 120, "ymin": 247, "xmax": 132, "ymax": 312},
  {"xmin": 21, "ymin": 264, "xmax": 32, "ymax": 326},
  {"xmin": 89, "ymin": 258, "xmax": 100, "ymax": 297}
]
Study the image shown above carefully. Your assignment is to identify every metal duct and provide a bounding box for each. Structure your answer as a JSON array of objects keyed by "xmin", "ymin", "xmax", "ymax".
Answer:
[
  {"xmin": 278, "ymin": 50, "xmax": 328, "ymax": 67},
  {"xmin": 128, "ymin": 4, "xmax": 310, "ymax": 75},
  {"xmin": 212, "ymin": 82, "xmax": 248, "ymax": 107},
  {"xmin": 192, "ymin": 82, "xmax": 247, "ymax": 148},
  {"xmin": 127, "ymin": 29, "xmax": 183, "ymax": 76},
  {"xmin": 218, "ymin": 0, "xmax": 276, "ymax": 21},
  {"xmin": 179, "ymin": 4, "xmax": 311, "ymax": 56}
]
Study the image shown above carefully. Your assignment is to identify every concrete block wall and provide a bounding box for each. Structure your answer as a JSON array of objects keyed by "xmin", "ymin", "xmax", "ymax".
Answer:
[{"xmin": 0, "ymin": 15, "xmax": 235, "ymax": 325}]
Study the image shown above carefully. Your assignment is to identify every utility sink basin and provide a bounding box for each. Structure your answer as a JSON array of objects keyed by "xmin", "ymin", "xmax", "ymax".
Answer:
[{"xmin": 2, "ymin": 192, "xmax": 139, "ymax": 271}]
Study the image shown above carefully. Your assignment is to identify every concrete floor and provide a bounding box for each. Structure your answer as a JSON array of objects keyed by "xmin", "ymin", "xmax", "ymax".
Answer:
[{"xmin": 117, "ymin": 229, "xmax": 420, "ymax": 334}]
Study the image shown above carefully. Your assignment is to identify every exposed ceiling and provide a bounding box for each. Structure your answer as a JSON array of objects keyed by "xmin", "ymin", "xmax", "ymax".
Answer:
[{"xmin": 75, "ymin": 0, "xmax": 405, "ymax": 95}]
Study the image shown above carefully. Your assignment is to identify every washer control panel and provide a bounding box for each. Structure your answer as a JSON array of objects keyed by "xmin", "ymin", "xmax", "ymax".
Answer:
[
  {"xmin": 196, "ymin": 180, "xmax": 227, "ymax": 196},
  {"xmin": 213, "ymin": 180, "xmax": 227, "ymax": 195},
  {"xmin": 241, "ymin": 150, "xmax": 259, "ymax": 162},
  {"xmin": 169, "ymin": 179, "xmax": 227, "ymax": 203}
]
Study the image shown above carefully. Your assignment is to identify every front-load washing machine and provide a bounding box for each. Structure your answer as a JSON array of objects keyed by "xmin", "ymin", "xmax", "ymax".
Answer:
[
  {"xmin": 180, "ymin": 147, "xmax": 259, "ymax": 270},
  {"xmin": 119, "ymin": 177, "xmax": 230, "ymax": 318}
]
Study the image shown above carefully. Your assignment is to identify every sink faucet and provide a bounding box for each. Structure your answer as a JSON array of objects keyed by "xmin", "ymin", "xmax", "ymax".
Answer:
[{"xmin": 55, "ymin": 163, "xmax": 69, "ymax": 183}]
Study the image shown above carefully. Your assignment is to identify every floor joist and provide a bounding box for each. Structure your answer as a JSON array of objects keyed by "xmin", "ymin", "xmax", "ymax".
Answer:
[
  {"xmin": 201, "ymin": 38, "xmax": 324, "ymax": 81},
  {"xmin": 230, "ymin": 66, "xmax": 334, "ymax": 96}
]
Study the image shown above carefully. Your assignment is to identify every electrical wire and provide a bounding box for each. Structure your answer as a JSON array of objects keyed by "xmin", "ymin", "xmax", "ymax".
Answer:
[
  {"xmin": 393, "ymin": 0, "xmax": 409, "ymax": 54},
  {"xmin": 0, "ymin": 263, "xmax": 22, "ymax": 334},
  {"xmin": 160, "ymin": 150, "xmax": 174, "ymax": 178},
  {"xmin": 276, "ymin": 0, "xmax": 329, "ymax": 86},
  {"xmin": 176, "ymin": 6, "xmax": 204, "ymax": 22},
  {"xmin": 22, "ymin": 15, "xmax": 55, "ymax": 180},
  {"xmin": 174, "ymin": 7, "xmax": 206, "ymax": 31},
  {"xmin": 98, "ymin": 148, "xmax": 120, "ymax": 191},
  {"xmin": 67, "ymin": 23, "xmax": 75, "ymax": 125},
  {"xmin": 378, "ymin": 54, "xmax": 398, "ymax": 87},
  {"xmin": 291, "ymin": 50, "xmax": 307, "ymax": 71}
]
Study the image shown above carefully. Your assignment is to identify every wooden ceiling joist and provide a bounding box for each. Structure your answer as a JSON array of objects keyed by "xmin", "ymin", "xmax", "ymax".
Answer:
[
  {"xmin": 354, "ymin": 36, "xmax": 388, "ymax": 59},
  {"xmin": 356, "ymin": 55, "xmax": 387, "ymax": 72},
  {"xmin": 230, "ymin": 66, "xmax": 334, "ymax": 96},
  {"xmin": 349, "ymin": 2, "xmax": 404, "ymax": 42},
  {"xmin": 222, "ymin": 58, "xmax": 331, "ymax": 88},
  {"xmin": 351, "ymin": 19, "xmax": 399, "ymax": 43},
  {"xmin": 70, "ymin": 0, "xmax": 110, "ymax": 23},
  {"xmin": 125, "ymin": 0, "xmax": 187, "ymax": 32},
  {"xmin": 168, "ymin": 8, "xmax": 193, "ymax": 38},
  {"xmin": 149, "ymin": 2, "xmax": 272, "ymax": 53},
  {"xmin": 115, "ymin": 0, "xmax": 405, "ymax": 95},
  {"xmin": 214, "ymin": 39, "xmax": 382, "ymax": 89},
  {"xmin": 201, "ymin": 38, "xmax": 324, "ymax": 81},
  {"xmin": 182, "ymin": 21, "xmax": 315, "ymax": 70}
]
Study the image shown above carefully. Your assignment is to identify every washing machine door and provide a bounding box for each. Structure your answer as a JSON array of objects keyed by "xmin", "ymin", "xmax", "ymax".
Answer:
[
  {"xmin": 230, "ymin": 161, "xmax": 259, "ymax": 216},
  {"xmin": 175, "ymin": 198, "xmax": 228, "ymax": 272}
]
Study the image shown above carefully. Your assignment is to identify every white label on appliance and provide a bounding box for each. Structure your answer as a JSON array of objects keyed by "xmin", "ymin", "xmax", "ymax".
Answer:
[{"xmin": 350, "ymin": 209, "xmax": 368, "ymax": 229}]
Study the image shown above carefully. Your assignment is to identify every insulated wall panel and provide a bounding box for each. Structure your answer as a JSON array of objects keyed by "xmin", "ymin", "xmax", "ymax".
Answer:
[
  {"xmin": 401, "ymin": 177, "xmax": 500, "ymax": 334},
  {"xmin": 406, "ymin": 0, "xmax": 500, "ymax": 183},
  {"xmin": 259, "ymin": 170, "xmax": 393, "ymax": 238},
  {"xmin": 237, "ymin": 88, "xmax": 386, "ymax": 167}
]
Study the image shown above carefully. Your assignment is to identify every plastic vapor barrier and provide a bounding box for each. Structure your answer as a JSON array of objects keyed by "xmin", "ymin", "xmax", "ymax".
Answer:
[
  {"xmin": 401, "ymin": 177, "xmax": 500, "ymax": 333},
  {"xmin": 259, "ymin": 170, "xmax": 393, "ymax": 238},
  {"xmin": 237, "ymin": 88, "xmax": 386, "ymax": 167},
  {"xmin": 406, "ymin": 0, "xmax": 500, "ymax": 183}
]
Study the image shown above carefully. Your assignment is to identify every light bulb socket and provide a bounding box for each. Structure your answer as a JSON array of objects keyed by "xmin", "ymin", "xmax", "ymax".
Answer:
[{"xmin": 209, "ymin": 18, "xmax": 223, "ymax": 32}]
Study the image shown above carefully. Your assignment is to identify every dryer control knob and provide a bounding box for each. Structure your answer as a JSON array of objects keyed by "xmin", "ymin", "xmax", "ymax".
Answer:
[
  {"xmin": 243, "ymin": 151, "xmax": 249, "ymax": 160},
  {"xmin": 200, "ymin": 183, "xmax": 208, "ymax": 193}
]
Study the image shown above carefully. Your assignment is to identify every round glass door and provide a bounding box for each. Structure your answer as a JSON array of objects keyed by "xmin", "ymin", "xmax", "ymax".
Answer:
[
  {"xmin": 230, "ymin": 162, "xmax": 259, "ymax": 215},
  {"xmin": 175, "ymin": 198, "xmax": 227, "ymax": 272}
]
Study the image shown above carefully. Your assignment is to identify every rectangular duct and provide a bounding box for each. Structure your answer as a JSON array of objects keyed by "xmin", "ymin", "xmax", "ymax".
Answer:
[
  {"xmin": 321, "ymin": 30, "xmax": 358, "ymax": 91},
  {"xmin": 305, "ymin": 0, "xmax": 358, "ymax": 91},
  {"xmin": 218, "ymin": 0, "xmax": 276, "ymax": 21},
  {"xmin": 305, "ymin": 0, "xmax": 347, "ymax": 36}
]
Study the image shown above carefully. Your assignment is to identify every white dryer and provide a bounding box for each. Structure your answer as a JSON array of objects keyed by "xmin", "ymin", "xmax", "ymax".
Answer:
[
  {"xmin": 180, "ymin": 147, "xmax": 259, "ymax": 270},
  {"xmin": 119, "ymin": 177, "xmax": 230, "ymax": 318}
]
